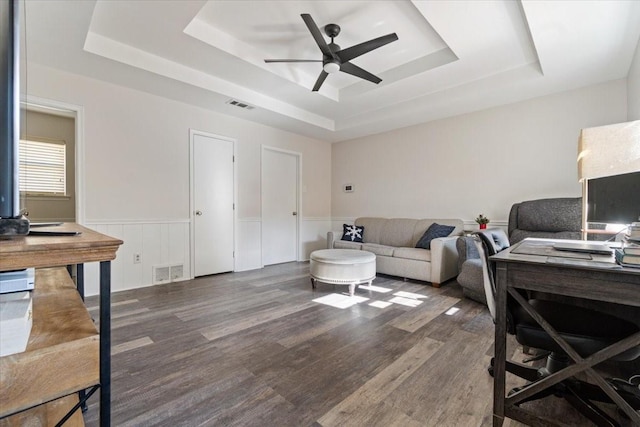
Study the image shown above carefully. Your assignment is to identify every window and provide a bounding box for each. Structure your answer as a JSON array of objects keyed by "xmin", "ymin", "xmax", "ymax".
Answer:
[{"xmin": 19, "ymin": 139, "xmax": 66, "ymax": 196}]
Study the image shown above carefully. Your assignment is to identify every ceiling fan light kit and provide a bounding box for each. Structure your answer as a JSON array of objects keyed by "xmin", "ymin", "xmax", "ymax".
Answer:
[
  {"xmin": 264, "ymin": 13, "xmax": 398, "ymax": 92},
  {"xmin": 323, "ymin": 61, "xmax": 340, "ymax": 74}
]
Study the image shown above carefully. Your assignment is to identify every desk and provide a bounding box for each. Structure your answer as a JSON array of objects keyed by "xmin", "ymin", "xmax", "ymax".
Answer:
[{"xmin": 490, "ymin": 238, "xmax": 640, "ymax": 426}]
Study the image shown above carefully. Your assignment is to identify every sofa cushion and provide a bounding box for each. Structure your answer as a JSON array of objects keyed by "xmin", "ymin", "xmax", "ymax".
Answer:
[
  {"xmin": 334, "ymin": 240, "xmax": 362, "ymax": 250},
  {"xmin": 393, "ymin": 247, "xmax": 431, "ymax": 262},
  {"xmin": 341, "ymin": 224, "xmax": 364, "ymax": 242},
  {"xmin": 355, "ymin": 218, "xmax": 386, "ymax": 244},
  {"xmin": 415, "ymin": 223, "xmax": 456, "ymax": 249},
  {"xmin": 362, "ymin": 243, "xmax": 395, "ymax": 257},
  {"xmin": 379, "ymin": 218, "xmax": 419, "ymax": 247}
]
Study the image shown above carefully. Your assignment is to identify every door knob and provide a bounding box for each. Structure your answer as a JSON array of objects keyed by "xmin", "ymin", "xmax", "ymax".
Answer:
[
  {"xmin": 292, "ymin": 212, "xmax": 297, "ymax": 216},
  {"xmin": 195, "ymin": 210, "xmax": 203, "ymax": 216}
]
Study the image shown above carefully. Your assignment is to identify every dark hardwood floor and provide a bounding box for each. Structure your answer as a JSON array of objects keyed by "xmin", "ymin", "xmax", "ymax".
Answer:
[{"xmin": 82, "ymin": 262, "xmax": 636, "ymax": 426}]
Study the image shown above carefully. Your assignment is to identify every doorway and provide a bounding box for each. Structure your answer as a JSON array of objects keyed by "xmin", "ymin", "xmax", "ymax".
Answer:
[
  {"xmin": 261, "ymin": 147, "xmax": 299, "ymax": 266},
  {"xmin": 22, "ymin": 96, "xmax": 84, "ymax": 224},
  {"xmin": 21, "ymin": 109, "xmax": 76, "ymax": 222},
  {"xmin": 190, "ymin": 130, "xmax": 235, "ymax": 277}
]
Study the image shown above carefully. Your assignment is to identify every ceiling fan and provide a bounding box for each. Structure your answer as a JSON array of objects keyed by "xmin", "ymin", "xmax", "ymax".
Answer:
[{"xmin": 264, "ymin": 14, "xmax": 398, "ymax": 92}]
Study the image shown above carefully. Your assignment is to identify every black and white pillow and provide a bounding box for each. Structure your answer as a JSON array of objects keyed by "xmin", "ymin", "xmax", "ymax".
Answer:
[
  {"xmin": 341, "ymin": 224, "xmax": 364, "ymax": 242},
  {"xmin": 415, "ymin": 223, "xmax": 455, "ymax": 249}
]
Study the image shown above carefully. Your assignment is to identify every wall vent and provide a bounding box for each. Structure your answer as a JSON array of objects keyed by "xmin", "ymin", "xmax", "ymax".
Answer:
[
  {"xmin": 153, "ymin": 264, "xmax": 184, "ymax": 284},
  {"xmin": 170, "ymin": 264, "xmax": 184, "ymax": 281},
  {"xmin": 152, "ymin": 266, "xmax": 170, "ymax": 284},
  {"xmin": 226, "ymin": 99, "xmax": 255, "ymax": 110}
]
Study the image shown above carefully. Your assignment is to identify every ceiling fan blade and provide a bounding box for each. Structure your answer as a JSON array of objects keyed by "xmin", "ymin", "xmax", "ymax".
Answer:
[
  {"xmin": 264, "ymin": 59, "xmax": 322, "ymax": 63},
  {"xmin": 339, "ymin": 62, "xmax": 382, "ymax": 84},
  {"xmin": 301, "ymin": 14, "xmax": 336, "ymax": 59},
  {"xmin": 336, "ymin": 33, "xmax": 398, "ymax": 63},
  {"xmin": 312, "ymin": 70, "xmax": 329, "ymax": 92}
]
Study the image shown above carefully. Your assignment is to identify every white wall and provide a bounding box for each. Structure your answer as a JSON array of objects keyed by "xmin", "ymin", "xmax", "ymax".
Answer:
[
  {"xmin": 26, "ymin": 61, "xmax": 631, "ymax": 295},
  {"xmin": 628, "ymin": 36, "xmax": 640, "ymax": 121},
  {"xmin": 332, "ymin": 80, "xmax": 628, "ymax": 228},
  {"xmin": 27, "ymin": 63, "xmax": 332, "ymax": 295}
]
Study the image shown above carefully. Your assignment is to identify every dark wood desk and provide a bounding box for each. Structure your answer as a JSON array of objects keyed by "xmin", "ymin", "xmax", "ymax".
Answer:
[{"xmin": 490, "ymin": 238, "xmax": 640, "ymax": 427}]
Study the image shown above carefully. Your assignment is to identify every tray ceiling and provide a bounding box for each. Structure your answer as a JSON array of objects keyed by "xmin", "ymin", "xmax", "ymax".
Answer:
[{"xmin": 24, "ymin": 0, "xmax": 640, "ymax": 142}]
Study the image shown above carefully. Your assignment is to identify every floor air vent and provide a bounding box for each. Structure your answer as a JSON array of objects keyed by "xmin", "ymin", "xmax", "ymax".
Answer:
[{"xmin": 226, "ymin": 99, "xmax": 255, "ymax": 110}]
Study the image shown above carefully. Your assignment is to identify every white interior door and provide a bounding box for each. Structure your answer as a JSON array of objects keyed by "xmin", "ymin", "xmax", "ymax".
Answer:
[
  {"xmin": 193, "ymin": 133, "xmax": 234, "ymax": 276},
  {"xmin": 262, "ymin": 148, "xmax": 298, "ymax": 265}
]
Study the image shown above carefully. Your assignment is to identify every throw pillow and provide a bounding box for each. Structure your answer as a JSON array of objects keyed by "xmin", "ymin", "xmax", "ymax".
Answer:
[
  {"xmin": 415, "ymin": 223, "xmax": 455, "ymax": 249},
  {"xmin": 341, "ymin": 224, "xmax": 364, "ymax": 242}
]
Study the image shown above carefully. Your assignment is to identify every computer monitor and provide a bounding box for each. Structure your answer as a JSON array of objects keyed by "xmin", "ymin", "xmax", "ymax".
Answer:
[
  {"xmin": 0, "ymin": 0, "xmax": 29, "ymax": 235},
  {"xmin": 587, "ymin": 171, "xmax": 640, "ymax": 225}
]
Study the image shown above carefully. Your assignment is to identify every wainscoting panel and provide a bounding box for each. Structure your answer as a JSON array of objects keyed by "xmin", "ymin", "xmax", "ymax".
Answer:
[
  {"xmin": 300, "ymin": 217, "xmax": 333, "ymax": 261},
  {"xmin": 83, "ymin": 220, "xmax": 190, "ymax": 296},
  {"xmin": 82, "ymin": 217, "xmax": 414, "ymax": 294},
  {"xmin": 463, "ymin": 220, "xmax": 508, "ymax": 233},
  {"xmin": 235, "ymin": 217, "xmax": 333, "ymax": 270}
]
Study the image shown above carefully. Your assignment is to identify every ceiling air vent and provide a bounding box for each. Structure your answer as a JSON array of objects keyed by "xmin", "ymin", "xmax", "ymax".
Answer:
[{"xmin": 226, "ymin": 99, "xmax": 255, "ymax": 110}]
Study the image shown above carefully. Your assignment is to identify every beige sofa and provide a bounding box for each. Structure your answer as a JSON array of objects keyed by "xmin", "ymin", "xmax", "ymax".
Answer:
[{"xmin": 327, "ymin": 217, "xmax": 464, "ymax": 287}]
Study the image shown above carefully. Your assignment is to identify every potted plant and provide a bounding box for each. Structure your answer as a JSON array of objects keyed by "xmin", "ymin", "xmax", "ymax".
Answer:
[{"xmin": 476, "ymin": 214, "xmax": 490, "ymax": 229}]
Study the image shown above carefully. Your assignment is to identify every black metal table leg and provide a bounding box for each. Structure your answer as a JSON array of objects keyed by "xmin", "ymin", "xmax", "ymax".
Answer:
[
  {"xmin": 99, "ymin": 261, "xmax": 111, "ymax": 427},
  {"xmin": 75, "ymin": 263, "xmax": 87, "ymax": 412},
  {"xmin": 77, "ymin": 263, "xmax": 85, "ymax": 301}
]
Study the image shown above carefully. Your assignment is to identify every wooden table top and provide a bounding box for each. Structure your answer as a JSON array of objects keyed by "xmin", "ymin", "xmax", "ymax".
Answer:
[{"xmin": 0, "ymin": 223, "xmax": 123, "ymax": 271}]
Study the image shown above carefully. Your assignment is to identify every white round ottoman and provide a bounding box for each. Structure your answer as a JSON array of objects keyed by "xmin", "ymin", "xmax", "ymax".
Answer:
[{"xmin": 310, "ymin": 249, "xmax": 376, "ymax": 296}]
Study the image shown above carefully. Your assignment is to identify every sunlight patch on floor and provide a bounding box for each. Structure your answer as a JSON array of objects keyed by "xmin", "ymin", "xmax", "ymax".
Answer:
[
  {"xmin": 312, "ymin": 284, "xmax": 431, "ymax": 310},
  {"xmin": 393, "ymin": 291, "xmax": 428, "ymax": 299},
  {"xmin": 312, "ymin": 293, "xmax": 369, "ymax": 309},
  {"xmin": 362, "ymin": 284, "xmax": 393, "ymax": 293},
  {"xmin": 369, "ymin": 300, "xmax": 393, "ymax": 308},
  {"xmin": 388, "ymin": 296, "xmax": 424, "ymax": 307}
]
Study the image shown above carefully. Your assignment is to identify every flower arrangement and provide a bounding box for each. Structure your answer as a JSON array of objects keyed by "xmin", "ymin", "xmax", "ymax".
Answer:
[{"xmin": 475, "ymin": 214, "xmax": 490, "ymax": 229}]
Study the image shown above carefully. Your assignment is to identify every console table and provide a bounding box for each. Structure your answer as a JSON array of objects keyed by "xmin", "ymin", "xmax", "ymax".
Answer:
[
  {"xmin": 0, "ymin": 224, "xmax": 122, "ymax": 426},
  {"xmin": 490, "ymin": 238, "xmax": 640, "ymax": 426}
]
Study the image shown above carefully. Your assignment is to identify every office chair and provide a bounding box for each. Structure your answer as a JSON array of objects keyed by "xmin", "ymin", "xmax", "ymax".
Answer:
[{"xmin": 474, "ymin": 229, "xmax": 640, "ymax": 426}]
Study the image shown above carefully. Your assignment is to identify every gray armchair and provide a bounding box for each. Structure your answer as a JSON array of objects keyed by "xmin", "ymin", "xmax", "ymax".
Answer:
[
  {"xmin": 508, "ymin": 197, "xmax": 582, "ymax": 244},
  {"xmin": 457, "ymin": 197, "xmax": 582, "ymax": 305},
  {"xmin": 456, "ymin": 228, "xmax": 510, "ymax": 304}
]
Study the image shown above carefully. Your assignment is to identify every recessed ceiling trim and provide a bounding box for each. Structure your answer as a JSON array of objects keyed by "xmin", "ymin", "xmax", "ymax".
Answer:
[
  {"xmin": 83, "ymin": 31, "xmax": 334, "ymax": 130},
  {"xmin": 25, "ymin": 0, "xmax": 640, "ymax": 142},
  {"xmin": 340, "ymin": 47, "xmax": 458, "ymax": 99},
  {"xmin": 184, "ymin": 15, "xmax": 340, "ymax": 101}
]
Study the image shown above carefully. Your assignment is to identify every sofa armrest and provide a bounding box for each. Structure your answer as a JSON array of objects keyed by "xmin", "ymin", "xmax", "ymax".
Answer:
[
  {"xmin": 327, "ymin": 231, "xmax": 340, "ymax": 249},
  {"xmin": 430, "ymin": 236, "xmax": 461, "ymax": 285}
]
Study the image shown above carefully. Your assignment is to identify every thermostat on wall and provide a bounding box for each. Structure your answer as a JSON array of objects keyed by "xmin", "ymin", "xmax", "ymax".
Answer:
[{"xmin": 343, "ymin": 184, "xmax": 354, "ymax": 193}]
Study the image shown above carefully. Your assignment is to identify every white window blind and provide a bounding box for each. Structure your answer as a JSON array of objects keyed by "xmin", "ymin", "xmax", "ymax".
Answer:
[{"xmin": 19, "ymin": 139, "xmax": 66, "ymax": 195}]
